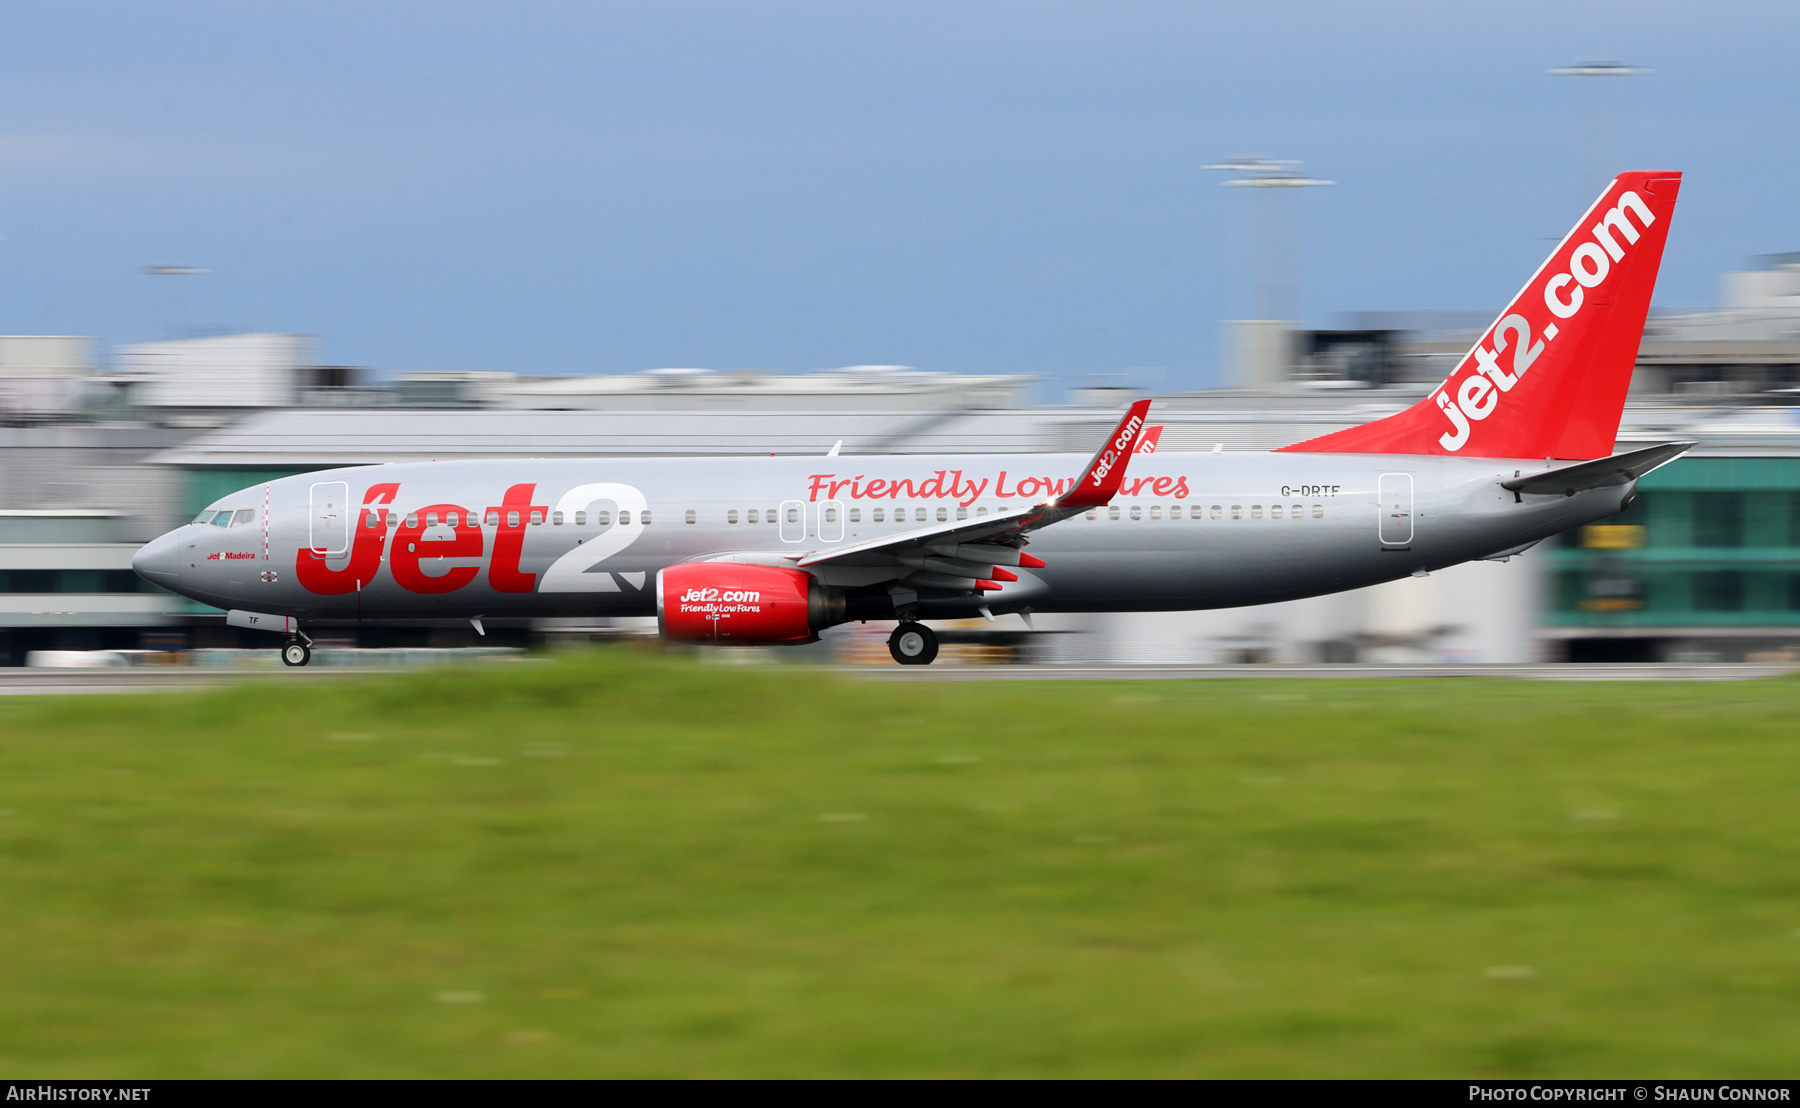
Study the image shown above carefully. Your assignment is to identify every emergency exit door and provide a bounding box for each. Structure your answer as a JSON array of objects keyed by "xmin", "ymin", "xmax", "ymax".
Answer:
[
  {"xmin": 779, "ymin": 499, "xmax": 805, "ymax": 543},
  {"xmin": 1378, "ymin": 473, "xmax": 1413, "ymax": 546}
]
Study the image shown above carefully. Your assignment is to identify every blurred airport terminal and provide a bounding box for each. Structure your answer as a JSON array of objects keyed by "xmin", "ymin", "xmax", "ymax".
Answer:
[{"xmin": 4, "ymin": 252, "xmax": 1800, "ymax": 667}]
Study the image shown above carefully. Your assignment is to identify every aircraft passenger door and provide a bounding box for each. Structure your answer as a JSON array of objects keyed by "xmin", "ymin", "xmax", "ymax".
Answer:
[
  {"xmin": 1377, "ymin": 473, "xmax": 1413, "ymax": 547},
  {"xmin": 818, "ymin": 499, "xmax": 845, "ymax": 542},
  {"xmin": 779, "ymin": 499, "xmax": 806, "ymax": 543},
  {"xmin": 309, "ymin": 481, "xmax": 351, "ymax": 555}
]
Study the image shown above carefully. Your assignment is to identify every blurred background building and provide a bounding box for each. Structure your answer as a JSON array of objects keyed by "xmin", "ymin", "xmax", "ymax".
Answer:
[{"xmin": 3, "ymin": 252, "xmax": 1799, "ymax": 666}]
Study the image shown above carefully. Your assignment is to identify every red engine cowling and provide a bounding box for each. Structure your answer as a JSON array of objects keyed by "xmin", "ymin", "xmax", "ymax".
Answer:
[{"xmin": 657, "ymin": 563, "xmax": 839, "ymax": 644}]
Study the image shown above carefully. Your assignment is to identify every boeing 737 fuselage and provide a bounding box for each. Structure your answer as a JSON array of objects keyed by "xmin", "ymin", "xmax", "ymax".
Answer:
[{"xmin": 133, "ymin": 172, "xmax": 1690, "ymax": 666}]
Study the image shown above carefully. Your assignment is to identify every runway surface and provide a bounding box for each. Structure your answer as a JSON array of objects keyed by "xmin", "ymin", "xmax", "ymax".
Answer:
[
  {"xmin": 859, "ymin": 663, "xmax": 1800, "ymax": 682},
  {"xmin": 0, "ymin": 661, "xmax": 1795, "ymax": 694}
]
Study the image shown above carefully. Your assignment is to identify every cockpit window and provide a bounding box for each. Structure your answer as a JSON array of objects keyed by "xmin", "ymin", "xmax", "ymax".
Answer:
[{"xmin": 194, "ymin": 508, "xmax": 252, "ymax": 528}]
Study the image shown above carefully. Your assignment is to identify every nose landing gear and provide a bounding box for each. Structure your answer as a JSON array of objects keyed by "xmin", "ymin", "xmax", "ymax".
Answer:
[
  {"xmin": 887, "ymin": 621, "xmax": 939, "ymax": 666},
  {"xmin": 281, "ymin": 635, "xmax": 312, "ymax": 667}
]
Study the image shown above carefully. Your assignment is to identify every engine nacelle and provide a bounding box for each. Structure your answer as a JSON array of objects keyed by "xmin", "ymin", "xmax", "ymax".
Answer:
[{"xmin": 656, "ymin": 562, "xmax": 844, "ymax": 644}]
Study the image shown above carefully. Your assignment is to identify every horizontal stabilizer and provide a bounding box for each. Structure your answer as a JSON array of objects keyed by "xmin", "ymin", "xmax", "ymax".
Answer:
[{"xmin": 1501, "ymin": 441, "xmax": 1695, "ymax": 497}]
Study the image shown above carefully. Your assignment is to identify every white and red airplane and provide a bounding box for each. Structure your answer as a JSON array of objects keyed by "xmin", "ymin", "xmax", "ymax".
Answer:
[{"xmin": 135, "ymin": 171, "xmax": 1690, "ymax": 666}]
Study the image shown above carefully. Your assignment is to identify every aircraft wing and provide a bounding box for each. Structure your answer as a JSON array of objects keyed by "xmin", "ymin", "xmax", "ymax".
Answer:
[{"xmin": 789, "ymin": 399, "xmax": 1153, "ymax": 593}]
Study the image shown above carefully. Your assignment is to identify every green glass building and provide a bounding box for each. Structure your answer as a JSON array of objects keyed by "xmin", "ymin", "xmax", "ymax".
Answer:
[{"xmin": 1545, "ymin": 457, "xmax": 1800, "ymax": 661}]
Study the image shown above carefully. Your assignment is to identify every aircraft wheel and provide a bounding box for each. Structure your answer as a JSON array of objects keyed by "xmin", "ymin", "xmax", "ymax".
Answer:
[
  {"xmin": 888, "ymin": 622, "xmax": 938, "ymax": 666},
  {"xmin": 281, "ymin": 640, "xmax": 311, "ymax": 667}
]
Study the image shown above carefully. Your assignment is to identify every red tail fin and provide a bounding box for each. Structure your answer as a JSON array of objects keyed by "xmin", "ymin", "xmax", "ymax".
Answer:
[{"xmin": 1280, "ymin": 171, "xmax": 1681, "ymax": 460}]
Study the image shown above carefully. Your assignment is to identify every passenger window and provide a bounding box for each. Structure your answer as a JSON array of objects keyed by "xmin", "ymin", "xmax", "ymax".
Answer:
[
  {"xmin": 1270, "ymin": 505, "xmax": 1282, "ymax": 519},
  {"xmin": 1292, "ymin": 504, "xmax": 1302, "ymax": 519},
  {"xmin": 552, "ymin": 511, "xmax": 564, "ymax": 525},
  {"xmin": 1312, "ymin": 504, "xmax": 1323, "ymax": 519},
  {"xmin": 685, "ymin": 509, "xmax": 696, "ymax": 524},
  {"xmin": 932, "ymin": 507, "xmax": 943, "ymax": 522},
  {"xmin": 1211, "ymin": 505, "xmax": 1222, "ymax": 520},
  {"xmin": 1108, "ymin": 506, "xmax": 1120, "ymax": 521},
  {"xmin": 728, "ymin": 509, "xmax": 739, "ymax": 524},
  {"xmin": 849, "ymin": 508, "xmax": 860, "ymax": 523},
  {"xmin": 1130, "ymin": 505, "xmax": 1142, "ymax": 521},
  {"xmin": 1086, "ymin": 509, "xmax": 1097, "ymax": 520},
  {"xmin": 365, "ymin": 511, "xmax": 379, "ymax": 528},
  {"xmin": 232, "ymin": 509, "xmax": 255, "ymax": 527},
  {"xmin": 824, "ymin": 506, "xmax": 837, "ymax": 523},
  {"xmin": 1231, "ymin": 505, "xmax": 1242, "ymax": 520},
  {"xmin": 873, "ymin": 507, "xmax": 884, "ymax": 523},
  {"xmin": 977, "ymin": 507, "xmax": 988, "ymax": 517},
  {"xmin": 405, "ymin": 513, "xmax": 419, "ymax": 528},
  {"xmin": 785, "ymin": 507, "xmax": 799, "ymax": 524},
  {"xmin": 641, "ymin": 510, "xmax": 652, "ymax": 525},
  {"xmin": 1150, "ymin": 506, "xmax": 1162, "ymax": 520},
  {"xmin": 506, "ymin": 511, "xmax": 519, "ymax": 527},
  {"xmin": 423, "ymin": 512, "xmax": 436, "ymax": 527},
  {"xmin": 574, "ymin": 511, "xmax": 586, "ymax": 526},
  {"xmin": 595, "ymin": 510, "xmax": 611, "ymax": 526},
  {"xmin": 956, "ymin": 506, "xmax": 967, "ymax": 521},
  {"xmin": 1253, "ymin": 505, "xmax": 1264, "ymax": 519},
  {"xmin": 486, "ymin": 510, "xmax": 499, "ymax": 526},
  {"xmin": 767, "ymin": 508, "xmax": 776, "ymax": 523},
  {"xmin": 619, "ymin": 511, "xmax": 632, "ymax": 525},
  {"xmin": 746, "ymin": 509, "xmax": 758, "ymax": 524},
  {"xmin": 530, "ymin": 510, "xmax": 544, "ymax": 525}
]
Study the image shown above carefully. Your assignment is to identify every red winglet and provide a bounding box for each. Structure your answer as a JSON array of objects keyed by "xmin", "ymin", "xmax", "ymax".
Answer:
[
  {"xmin": 1055, "ymin": 398, "xmax": 1153, "ymax": 510},
  {"xmin": 1018, "ymin": 552, "xmax": 1046, "ymax": 570},
  {"xmin": 975, "ymin": 579, "xmax": 1002, "ymax": 592},
  {"xmin": 990, "ymin": 566, "xmax": 1019, "ymax": 582}
]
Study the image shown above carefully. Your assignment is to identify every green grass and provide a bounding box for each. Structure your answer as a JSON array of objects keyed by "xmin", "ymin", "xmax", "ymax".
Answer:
[{"xmin": 0, "ymin": 652, "xmax": 1797, "ymax": 1077}]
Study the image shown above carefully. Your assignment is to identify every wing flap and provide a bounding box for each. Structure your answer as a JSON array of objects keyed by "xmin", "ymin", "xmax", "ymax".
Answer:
[{"xmin": 793, "ymin": 505, "xmax": 1043, "ymax": 568}]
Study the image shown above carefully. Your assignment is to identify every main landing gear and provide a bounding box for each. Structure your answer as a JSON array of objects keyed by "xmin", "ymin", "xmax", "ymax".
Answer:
[
  {"xmin": 281, "ymin": 636, "xmax": 312, "ymax": 667},
  {"xmin": 888, "ymin": 621, "xmax": 939, "ymax": 666}
]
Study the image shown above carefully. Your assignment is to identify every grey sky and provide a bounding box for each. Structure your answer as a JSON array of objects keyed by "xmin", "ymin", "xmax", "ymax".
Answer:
[{"xmin": 0, "ymin": 1, "xmax": 1794, "ymax": 391}]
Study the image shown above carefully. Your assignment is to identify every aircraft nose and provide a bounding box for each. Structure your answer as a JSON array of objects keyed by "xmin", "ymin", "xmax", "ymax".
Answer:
[{"xmin": 131, "ymin": 531, "xmax": 183, "ymax": 588}]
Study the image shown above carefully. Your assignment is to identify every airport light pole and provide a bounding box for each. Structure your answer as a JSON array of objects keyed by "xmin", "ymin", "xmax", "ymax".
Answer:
[
  {"xmin": 139, "ymin": 265, "xmax": 209, "ymax": 341},
  {"xmin": 1203, "ymin": 157, "xmax": 1333, "ymax": 322},
  {"xmin": 1550, "ymin": 60, "xmax": 1651, "ymax": 205}
]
